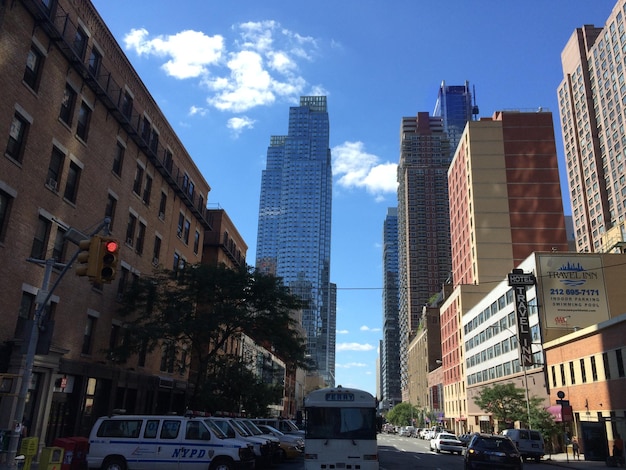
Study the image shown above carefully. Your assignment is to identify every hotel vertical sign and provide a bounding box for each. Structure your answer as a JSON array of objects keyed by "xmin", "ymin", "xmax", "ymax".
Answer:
[{"xmin": 508, "ymin": 269, "xmax": 535, "ymax": 367}]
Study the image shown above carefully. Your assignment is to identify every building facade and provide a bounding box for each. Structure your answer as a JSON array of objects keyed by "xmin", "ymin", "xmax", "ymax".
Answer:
[
  {"xmin": 0, "ymin": 0, "xmax": 213, "ymax": 446},
  {"xmin": 440, "ymin": 110, "xmax": 570, "ymax": 434},
  {"xmin": 381, "ymin": 207, "xmax": 401, "ymax": 410},
  {"xmin": 397, "ymin": 83, "xmax": 475, "ymax": 399},
  {"xmin": 557, "ymin": 0, "xmax": 626, "ymax": 253},
  {"xmin": 255, "ymin": 96, "xmax": 336, "ymax": 386}
]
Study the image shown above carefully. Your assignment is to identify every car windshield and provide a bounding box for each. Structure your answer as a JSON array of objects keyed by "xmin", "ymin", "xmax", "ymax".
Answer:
[
  {"xmin": 473, "ymin": 436, "xmax": 517, "ymax": 453},
  {"xmin": 229, "ymin": 419, "xmax": 251, "ymax": 437},
  {"xmin": 204, "ymin": 419, "xmax": 226, "ymax": 439}
]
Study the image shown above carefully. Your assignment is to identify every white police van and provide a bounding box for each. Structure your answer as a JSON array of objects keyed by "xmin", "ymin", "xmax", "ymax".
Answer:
[{"xmin": 87, "ymin": 414, "xmax": 255, "ymax": 470}]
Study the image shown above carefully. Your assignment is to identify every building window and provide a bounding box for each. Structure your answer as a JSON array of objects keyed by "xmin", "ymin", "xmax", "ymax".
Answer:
[
  {"xmin": 23, "ymin": 45, "xmax": 44, "ymax": 91},
  {"xmin": 177, "ymin": 213, "xmax": 184, "ymax": 238},
  {"xmin": 63, "ymin": 161, "xmax": 81, "ymax": 203},
  {"xmin": 76, "ymin": 101, "xmax": 92, "ymax": 141},
  {"xmin": 580, "ymin": 358, "xmax": 587, "ymax": 383},
  {"xmin": 569, "ymin": 361, "xmax": 576, "ymax": 385},
  {"xmin": 142, "ymin": 175, "xmax": 152, "ymax": 205},
  {"xmin": 47, "ymin": 146, "xmax": 64, "ymax": 191},
  {"xmin": 52, "ymin": 226, "xmax": 67, "ymax": 262},
  {"xmin": 193, "ymin": 230, "xmax": 200, "ymax": 254},
  {"xmin": 591, "ymin": 356, "xmax": 598, "ymax": 381},
  {"xmin": 132, "ymin": 164, "xmax": 144, "ymax": 195},
  {"xmin": 105, "ymin": 194, "xmax": 117, "ymax": 231},
  {"xmin": 603, "ymin": 352, "xmax": 611, "ymax": 380},
  {"xmin": 160, "ymin": 341, "xmax": 175, "ymax": 373},
  {"xmin": 617, "ymin": 349, "xmax": 625, "ymax": 378},
  {"xmin": 141, "ymin": 117, "xmax": 151, "ymax": 143},
  {"xmin": 112, "ymin": 142, "xmax": 124, "ymax": 176},
  {"xmin": 136, "ymin": 222, "xmax": 146, "ymax": 254},
  {"xmin": 152, "ymin": 236, "xmax": 161, "ymax": 265},
  {"xmin": 116, "ymin": 266, "xmax": 129, "ymax": 302},
  {"xmin": 81, "ymin": 315, "xmax": 96, "ymax": 355},
  {"xmin": 73, "ymin": 27, "xmax": 88, "ymax": 61},
  {"xmin": 31, "ymin": 215, "xmax": 51, "ymax": 259},
  {"xmin": 0, "ymin": 189, "xmax": 13, "ymax": 243},
  {"xmin": 551, "ymin": 365, "xmax": 557, "ymax": 388},
  {"xmin": 121, "ymin": 91, "xmax": 133, "ymax": 120},
  {"xmin": 59, "ymin": 84, "xmax": 77, "ymax": 126},
  {"xmin": 158, "ymin": 193, "xmax": 167, "ymax": 219},
  {"xmin": 183, "ymin": 219, "xmax": 190, "ymax": 244},
  {"xmin": 88, "ymin": 47, "xmax": 102, "ymax": 77},
  {"xmin": 126, "ymin": 214, "xmax": 137, "ymax": 246},
  {"xmin": 173, "ymin": 252, "xmax": 180, "ymax": 271},
  {"xmin": 6, "ymin": 112, "xmax": 29, "ymax": 163},
  {"xmin": 560, "ymin": 363, "xmax": 566, "ymax": 386}
]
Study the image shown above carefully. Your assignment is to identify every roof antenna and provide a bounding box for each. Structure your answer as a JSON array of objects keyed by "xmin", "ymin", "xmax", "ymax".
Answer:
[{"xmin": 472, "ymin": 85, "xmax": 479, "ymax": 120}]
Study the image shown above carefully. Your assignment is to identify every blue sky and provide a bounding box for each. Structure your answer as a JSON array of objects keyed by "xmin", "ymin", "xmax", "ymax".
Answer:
[{"xmin": 91, "ymin": 0, "xmax": 613, "ymax": 395}]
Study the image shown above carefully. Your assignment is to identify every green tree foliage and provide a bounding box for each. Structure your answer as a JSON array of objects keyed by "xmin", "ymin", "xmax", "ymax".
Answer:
[
  {"xmin": 111, "ymin": 263, "xmax": 308, "ymax": 410},
  {"xmin": 473, "ymin": 382, "xmax": 559, "ymax": 443},
  {"xmin": 473, "ymin": 383, "xmax": 527, "ymax": 425},
  {"xmin": 386, "ymin": 402, "xmax": 420, "ymax": 427}
]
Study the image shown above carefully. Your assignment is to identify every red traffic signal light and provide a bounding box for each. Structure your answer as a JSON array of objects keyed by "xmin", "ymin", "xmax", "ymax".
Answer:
[{"xmin": 97, "ymin": 237, "xmax": 119, "ymax": 283}]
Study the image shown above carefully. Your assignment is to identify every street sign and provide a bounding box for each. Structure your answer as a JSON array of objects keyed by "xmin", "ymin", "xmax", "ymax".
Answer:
[{"xmin": 508, "ymin": 272, "xmax": 536, "ymax": 286}]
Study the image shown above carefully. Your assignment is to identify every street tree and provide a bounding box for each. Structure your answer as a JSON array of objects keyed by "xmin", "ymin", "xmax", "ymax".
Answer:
[
  {"xmin": 473, "ymin": 383, "xmax": 527, "ymax": 426},
  {"xmin": 386, "ymin": 402, "xmax": 420, "ymax": 427},
  {"xmin": 110, "ymin": 263, "xmax": 308, "ymax": 410}
]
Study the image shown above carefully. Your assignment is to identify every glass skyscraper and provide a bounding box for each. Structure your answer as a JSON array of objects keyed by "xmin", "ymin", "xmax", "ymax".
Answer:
[
  {"xmin": 434, "ymin": 80, "xmax": 476, "ymax": 158},
  {"xmin": 256, "ymin": 96, "xmax": 336, "ymax": 386},
  {"xmin": 381, "ymin": 207, "xmax": 401, "ymax": 409}
]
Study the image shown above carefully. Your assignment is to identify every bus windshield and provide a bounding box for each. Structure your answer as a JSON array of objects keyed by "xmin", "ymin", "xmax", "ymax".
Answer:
[{"xmin": 306, "ymin": 406, "xmax": 377, "ymax": 440}]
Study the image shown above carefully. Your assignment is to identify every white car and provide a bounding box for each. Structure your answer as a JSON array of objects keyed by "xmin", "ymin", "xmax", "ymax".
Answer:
[{"xmin": 430, "ymin": 432, "xmax": 464, "ymax": 455}]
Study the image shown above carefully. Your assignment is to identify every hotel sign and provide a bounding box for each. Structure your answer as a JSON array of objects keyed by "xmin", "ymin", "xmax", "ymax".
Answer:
[
  {"xmin": 508, "ymin": 270, "xmax": 535, "ymax": 367},
  {"xmin": 537, "ymin": 254, "xmax": 609, "ymax": 329}
]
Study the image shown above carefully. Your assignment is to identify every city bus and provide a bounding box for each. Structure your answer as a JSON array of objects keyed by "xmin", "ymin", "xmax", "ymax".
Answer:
[{"xmin": 304, "ymin": 385, "xmax": 379, "ymax": 469}]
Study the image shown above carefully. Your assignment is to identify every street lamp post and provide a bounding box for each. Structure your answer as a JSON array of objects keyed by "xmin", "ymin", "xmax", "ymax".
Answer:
[{"xmin": 489, "ymin": 325, "xmax": 532, "ymax": 430}]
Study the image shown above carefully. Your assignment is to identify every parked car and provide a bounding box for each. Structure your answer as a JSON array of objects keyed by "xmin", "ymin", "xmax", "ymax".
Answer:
[
  {"xmin": 398, "ymin": 426, "xmax": 412, "ymax": 437},
  {"xmin": 459, "ymin": 433, "xmax": 474, "ymax": 447},
  {"xmin": 501, "ymin": 428, "xmax": 544, "ymax": 462},
  {"xmin": 430, "ymin": 432, "xmax": 464, "ymax": 455},
  {"xmin": 464, "ymin": 433, "xmax": 523, "ymax": 470},
  {"xmin": 419, "ymin": 428, "xmax": 431, "ymax": 439},
  {"xmin": 413, "ymin": 427, "xmax": 423, "ymax": 438},
  {"xmin": 255, "ymin": 424, "xmax": 304, "ymax": 460}
]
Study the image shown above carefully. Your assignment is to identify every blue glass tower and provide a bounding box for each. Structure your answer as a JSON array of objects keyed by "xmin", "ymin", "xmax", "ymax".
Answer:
[
  {"xmin": 256, "ymin": 96, "xmax": 335, "ymax": 386},
  {"xmin": 433, "ymin": 80, "xmax": 476, "ymax": 158}
]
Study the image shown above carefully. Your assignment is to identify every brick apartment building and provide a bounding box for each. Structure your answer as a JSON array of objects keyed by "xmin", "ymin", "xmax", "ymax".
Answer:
[{"xmin": 0, "ymin": 0, "xmax": 215, "ymax": 443}]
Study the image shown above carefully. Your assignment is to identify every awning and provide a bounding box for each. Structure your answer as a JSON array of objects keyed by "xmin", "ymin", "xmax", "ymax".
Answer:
[{"xmin": 546, "ymin": 405, "xmax": 574, "ymax": 423}]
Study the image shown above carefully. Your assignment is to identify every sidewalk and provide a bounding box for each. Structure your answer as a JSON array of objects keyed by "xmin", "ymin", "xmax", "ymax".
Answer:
[{"xmin": 543, "ymin": 452, "xmax": 610, "ymax": 468}]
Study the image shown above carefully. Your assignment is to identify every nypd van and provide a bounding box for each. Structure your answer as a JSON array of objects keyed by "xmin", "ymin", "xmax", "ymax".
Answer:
[{"xmin": 87, "ymin": 414, "xmax": 255, "ymax": 470}]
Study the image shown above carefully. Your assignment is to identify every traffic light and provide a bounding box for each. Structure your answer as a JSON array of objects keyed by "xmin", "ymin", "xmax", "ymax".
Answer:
[
  {"xmin": 75, "ymin": 236, "xmax": 101, "ymax": 279},
  {"xmin": 97, "ymin": 237, "xmax": 119, "ymax": 283}
]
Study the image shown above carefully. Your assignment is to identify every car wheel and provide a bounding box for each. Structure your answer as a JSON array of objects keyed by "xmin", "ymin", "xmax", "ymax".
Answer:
[
  {"xmin": 209, "ymin": 457, "xmax": 234, "ymax": 470},
  {"xmin": 102, "ymin": 457, "xmax": 127, "ymax": 470},
  {"xmin": 436, "ymin": 448, "xmax": 440, "ymax": 453}
]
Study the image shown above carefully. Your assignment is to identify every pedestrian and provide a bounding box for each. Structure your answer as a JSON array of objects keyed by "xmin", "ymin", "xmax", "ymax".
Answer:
[{"xmin": 572, "ymin": 437, "xmax": 580, "ymax": 460}]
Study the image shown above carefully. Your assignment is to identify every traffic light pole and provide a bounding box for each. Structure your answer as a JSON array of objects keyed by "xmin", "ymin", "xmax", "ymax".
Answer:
[{"xmin": 1, "ymin": 218, "xmax": 111, "ymax": 470}]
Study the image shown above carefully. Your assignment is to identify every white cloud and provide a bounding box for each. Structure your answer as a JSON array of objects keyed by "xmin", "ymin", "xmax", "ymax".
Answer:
[
  {"xmin": 123, "ymin": 21, "xmax": 319, "ymax": 116},
  {"xmin": 337, "ymin": 329, "xmax": 349, "ymax": 335},
  {"xmin": 188, "ymin": 105, "xmax": 207, "ymax": 117},
  {"xmin": 336, "ymin": 362, "xmax": 368, "ymax": 369},
  {"xmin": 227, "ymin": 116, "xmax": 256, "ymax": 137},
  {"xmin": 360, "ymin": 325, "xmax": 381, "ymax": 332},
  {"xmin": 333, "ymin": 141, "xmax": 398, "ymax": 197},
  {"xmin": 124, "ymin": 28, "xmax": 224, "ymax": 79},
  {"xmin": 336, "ymin": 342, "xmax": 375, "ymax": 352}
]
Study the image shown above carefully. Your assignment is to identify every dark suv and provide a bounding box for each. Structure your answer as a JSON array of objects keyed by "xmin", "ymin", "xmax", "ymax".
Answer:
[{"xmin": 464, "ymin": 433, "xmax": 523, "ymax": 470}]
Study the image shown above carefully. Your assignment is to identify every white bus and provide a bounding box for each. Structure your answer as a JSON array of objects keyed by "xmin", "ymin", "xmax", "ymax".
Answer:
[{"xmin": 304, "ymin": 385, "xmax": 379, "ymax": 469}]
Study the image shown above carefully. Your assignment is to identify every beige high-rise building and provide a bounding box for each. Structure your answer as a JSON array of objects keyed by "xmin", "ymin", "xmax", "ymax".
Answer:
[
  {"xmin": 439, "ymin": 111, "xmax": 569, "ymax": 434},
  {"xmin": 557, "ymin": 0, "xmax": 626, "ymax": 253}
]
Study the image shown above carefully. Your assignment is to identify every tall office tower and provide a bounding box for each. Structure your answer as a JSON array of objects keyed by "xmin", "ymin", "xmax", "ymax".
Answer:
[
  {"xmin": 558, "ymin": 0, "xmax": 626, "ymax": 253},
  {"xmin": 381, "ymin": 208, "xmax": 402, "ymax": 410},
  {"xmin": 397, "ymin": 112, "xmax": 451, "ymax": 391},
  {"xmin": 434, "ymin": 80, "xmax": 476, "ymax": 159},
  {"xmin": 256, "ymin": 96, "xmax": 336, "ymax": 386}
]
